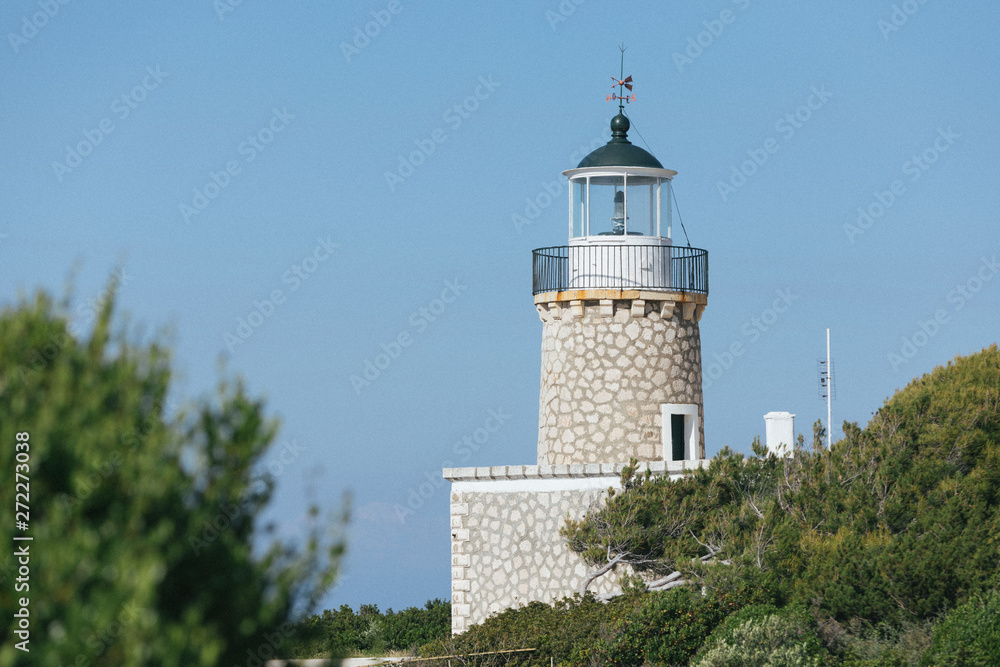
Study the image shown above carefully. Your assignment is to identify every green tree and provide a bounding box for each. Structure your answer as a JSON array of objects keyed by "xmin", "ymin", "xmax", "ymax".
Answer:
[
  {"xmin": 556, "ymin": 345, "xmax": 1000, "ymax": 663},
  {"xmin": 0, "ymin": 288, "xmax": 344, "ymax": 666},
  {"xmin": 778, "ymin": 345, "xmax": 1000, "ymax": 623},
  {"xmin": 561, "ymin": 440, "xmax": 782, "ymax": 596}
]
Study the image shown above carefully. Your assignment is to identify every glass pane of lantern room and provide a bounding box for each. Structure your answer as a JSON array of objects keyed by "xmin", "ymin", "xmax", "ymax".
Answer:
[
  {"xmin": 624, "ymin": 180, "xmax": 652, "ymax": 236},
  {"xmin": 589, "ymin": 178, "xmax": 625, "ymax": 236},
  {"xmin": 588, "ymin": 177, "xmax": 625, "ymax": 236},
  {"xmin": 573, "ymin": 180, "xmax": 586, "ymax": 238}
]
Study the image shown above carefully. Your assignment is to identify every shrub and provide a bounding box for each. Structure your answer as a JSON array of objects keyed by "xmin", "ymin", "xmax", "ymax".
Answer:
[
  {"xmin": 597, "ymin": 580, "xmax": 777, "ymax": 666},
  {"xmin": 418, "ymin": 594, "xmax": 634, "ymax": 667},
  {"xmin": 0, "ymin": 289, "xmax": 343, "ymax": 666},
  {"xmin": 821, "ymin": 615, "xmax": 935, "ymax": 667},
  {"xmin": 923, "ymin": 590, "xmax": 1000, "ymax": 666},
  {"xmin": 692, "ymin": 606, "xmax": 827, "ymax": 667}
]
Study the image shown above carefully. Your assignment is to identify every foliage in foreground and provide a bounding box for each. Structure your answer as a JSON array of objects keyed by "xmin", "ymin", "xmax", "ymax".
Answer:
[
  {"xmin": 692, "ymin": 605, "xmax": 828, "ymax": 667},
  {"xmin": 0, "ymin": 288, "xmax": 344, "ymax": 666},
  {"xmin": 416, "ymin": 346, "xmax": 1000, "ymax": 666},
  {"xmin": 416, "ymin": 578, "xmax": 777, "ymax": 667},
  {"xmin": 287, "ymin": 599, "xmax": 451, "ymax": 658},
  {"xmin": 923, "ymin": 589, "xmax": 1000, "ymax": 666},
  {"xmin": 566, "ymin": 345, "xmax": 1000, "ymax": 624},
  {"xmin": 418, "ymin": 594, "xmax": 630, "ymax": 666}
]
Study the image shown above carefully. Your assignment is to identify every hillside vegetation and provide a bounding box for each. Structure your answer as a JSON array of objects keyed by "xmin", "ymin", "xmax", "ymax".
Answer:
[
  {"xmin": 415, "ymin": 345, "xmax": 1000, "ymax": 666},
  {"xmin": 287, "ymin": 599, "xmax": 451, "ymax": 659}
]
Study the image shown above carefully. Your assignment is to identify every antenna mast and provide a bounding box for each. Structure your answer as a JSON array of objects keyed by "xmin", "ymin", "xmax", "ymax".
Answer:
[
  {"xmin": 827, "ymin": 329, "xmax": 832, "ymax": 447},
  {"xmin": 818, "ymin": 329, "xmax": 834, "ymax": 447}
]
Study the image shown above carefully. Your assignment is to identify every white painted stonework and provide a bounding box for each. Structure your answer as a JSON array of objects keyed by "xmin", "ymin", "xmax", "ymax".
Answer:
[
  {"xmin": 444, "ymin": 461, "xmax": 707, "ymax": 633},
  {"xmin": 536, "ymin": 297, "xmax": 705, "ymax": 465}
]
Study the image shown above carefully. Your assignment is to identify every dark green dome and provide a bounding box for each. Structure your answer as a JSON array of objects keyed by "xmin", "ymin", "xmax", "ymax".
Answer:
[{"xmin": 576, "ymin": 113, "xmax": 663, "ymax": 169}]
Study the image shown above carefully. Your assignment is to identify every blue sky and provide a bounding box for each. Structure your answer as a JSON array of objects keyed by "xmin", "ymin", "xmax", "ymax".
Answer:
[{"xmin": 2, "ymin": 1, "xmax": 999, "ymax": 613}]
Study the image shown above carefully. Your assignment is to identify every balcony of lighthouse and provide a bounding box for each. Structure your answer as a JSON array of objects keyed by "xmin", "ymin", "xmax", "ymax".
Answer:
[{"xmin": 532, "ymin": 243, "xmax": 708, "ymax": 296}]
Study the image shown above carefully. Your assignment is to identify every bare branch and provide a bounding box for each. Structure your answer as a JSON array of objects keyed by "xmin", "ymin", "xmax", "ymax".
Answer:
[
  {"xmin": 646, "ymin": 570, "xmax": 684, "ymax": 589},
  {"xmin": 579, "ymin": 553, "xmax": 625, "ymax": 596}
]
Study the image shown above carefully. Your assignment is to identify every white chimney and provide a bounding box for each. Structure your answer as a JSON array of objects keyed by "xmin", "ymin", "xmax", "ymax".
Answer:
[{"xmin": 763, "ymin": 412, "xmax": 795, "ymax": 457}]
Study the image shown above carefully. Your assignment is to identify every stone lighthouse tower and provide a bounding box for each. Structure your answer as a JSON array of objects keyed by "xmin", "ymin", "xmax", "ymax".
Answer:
[
  {"xmin": 534, "ymin": 109, "xmax": 708, "ymax": 465},
  {"xmin": 445, "ymin": 75, "xmax": 710, "ymax": 634}
]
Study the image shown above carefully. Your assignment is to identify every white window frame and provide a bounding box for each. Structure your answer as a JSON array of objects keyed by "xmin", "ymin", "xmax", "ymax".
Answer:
[{"xmin": 662, "ymin": 403, "xmax": 700, "ymax": 461}]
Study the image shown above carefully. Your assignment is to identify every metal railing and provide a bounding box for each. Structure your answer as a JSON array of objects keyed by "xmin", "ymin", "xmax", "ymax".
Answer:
[{"xmin": 532, "ymin": 244, "xmax": 708, "ymax": 295}]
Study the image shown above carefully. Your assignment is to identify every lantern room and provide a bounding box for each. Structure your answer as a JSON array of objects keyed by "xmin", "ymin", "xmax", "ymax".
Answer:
[
  {"xmin": 551, "ymin": 111, "xmax": 686, "ymax": 292},
  {"xmin": 564, "ymin": 113, "xmax": 678, "ymax": 240}
]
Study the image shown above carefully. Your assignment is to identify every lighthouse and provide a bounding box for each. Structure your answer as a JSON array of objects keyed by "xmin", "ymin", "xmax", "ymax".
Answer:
[
  {"xmin": 533, "ymin": 104, "xmax": 708, "ymax": 465},
  {"xmin": 445, "ymin": 69, "xmax": 710, "ymax": 633}
]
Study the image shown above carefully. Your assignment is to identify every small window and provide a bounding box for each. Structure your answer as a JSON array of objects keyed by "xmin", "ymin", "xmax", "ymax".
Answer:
[
  {"xmin": 662, "ymin": 404, "xmax": 700, "ymax": 461},
  {"xmin": 670, "ymin": 414, "xmax": 685, "ymax": 461}
]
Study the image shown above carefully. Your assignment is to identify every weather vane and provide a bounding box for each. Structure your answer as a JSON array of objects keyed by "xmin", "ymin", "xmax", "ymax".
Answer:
[{"xmin": 607, "ymin": 45, "xmax": 635, "ymax": 111}]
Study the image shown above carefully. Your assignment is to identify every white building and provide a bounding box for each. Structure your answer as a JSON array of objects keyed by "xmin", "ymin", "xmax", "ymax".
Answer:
[{"xmin": 445, "ymin": 102, "xmax": 712, "ymax": 633}]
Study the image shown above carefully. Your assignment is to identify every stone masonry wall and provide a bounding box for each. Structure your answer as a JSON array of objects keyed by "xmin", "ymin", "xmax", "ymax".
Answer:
[
  {"xmin": 450, "ymin": 486, "xmax": 616, "ymax": 633},
  {"xmin": 536, "ymin": 297, "xmax": 704, "ymax": 465},
  {"xmin": 446, "ymin": 462, "xmax": 705, "ymax": 634}
]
